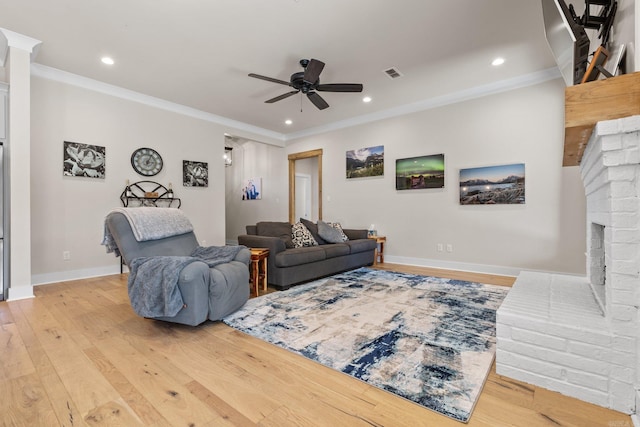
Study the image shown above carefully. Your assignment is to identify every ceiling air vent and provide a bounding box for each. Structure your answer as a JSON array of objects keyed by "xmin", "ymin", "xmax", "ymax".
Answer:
[{"xmin": 383, "ymin": 67, "xmax": 403, "ymax": 79}]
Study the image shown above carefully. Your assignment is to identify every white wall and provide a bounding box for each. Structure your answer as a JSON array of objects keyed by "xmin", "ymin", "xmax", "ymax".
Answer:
[
  {"xmin": 285, "ymin": 78, "xmax": 587, "ymax": 276},
  {"xmin": 224, "ymin": 140, "xmax": 288, "ymax": 244},
  {"xmin": 29, "ymin": 76, "xmax": 272, "ymax": 284}
]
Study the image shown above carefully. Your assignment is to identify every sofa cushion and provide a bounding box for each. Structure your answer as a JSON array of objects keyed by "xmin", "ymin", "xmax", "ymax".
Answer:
[
  {"xmin": 318, "ymin": 220, "xmax": 348, "ymax": 243},
  {"xmin": 345, "ymin": 238, "xmax": 377, "ymax": 254},
  {"xmin": 256, "ymin": 221, "xmax": 294, "ymax": 248},
  {"xmin": 300, "ymin": 218, "xmax": 327, "ymax": 245},
  {"xmin": 322, "ymin": 243, "xmax": 350, "ymax": 259},
  {"xmin": 291, "ymin": 222, "xmax": 318, "ymax": 248},
  {"xmin": 275, "ymin": 246, "xmax": 326, "ymax": 267}
]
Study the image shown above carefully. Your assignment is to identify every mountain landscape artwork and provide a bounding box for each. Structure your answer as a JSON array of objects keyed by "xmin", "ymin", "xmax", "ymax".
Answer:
[
  {"xmin": 346, "ymin": 145, "xmax": 384, "ymax": 179},
  {"xmin": 459, "ymin": 163, "xmax": 525, "ymax": 205}
]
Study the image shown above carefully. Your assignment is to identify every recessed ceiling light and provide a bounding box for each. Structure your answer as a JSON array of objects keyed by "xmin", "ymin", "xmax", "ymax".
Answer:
[
  {"xmin": 285, "ymin": 119, "xmax": 293, "ymax": 125},
  {"xmin": 492, "ymin": 57, "xmax": 505, "ymax": 66},
  {"xmin": 363, "ymin": 96, "xmax": 372, "ymax": 103},
  {"xmin": 101, "ymin": 56, "xmax": 115, "ymax": 65}
]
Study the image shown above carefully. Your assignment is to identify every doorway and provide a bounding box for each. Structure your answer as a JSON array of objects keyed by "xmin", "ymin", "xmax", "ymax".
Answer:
[
  {"xmin": 295, "ymin": 173, "xmax": 312, "ymax": 221},
  {"xmin": 288, "ymin": 149, "xmax": 322, "ymax": 224}
]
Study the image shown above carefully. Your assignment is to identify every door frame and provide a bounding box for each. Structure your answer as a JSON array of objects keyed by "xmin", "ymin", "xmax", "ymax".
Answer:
[{"xmin": 288, "ymin": 149, "xmax": 322, "ymax": 224}]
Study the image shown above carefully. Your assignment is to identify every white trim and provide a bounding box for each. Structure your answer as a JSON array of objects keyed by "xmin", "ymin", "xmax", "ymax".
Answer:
[
  {"xmin": 29, "ymin": 62, "xmax": 561, "ymax": 145},
  {"xmin": 31, "ymin": 264, "xmax": 124, "ymax": 286},
  {"xmin": 0, "ymin": 27, "xmax": 41, "ymax": 60},
  {"xmin": 285, "ymin": 68, "xmax": 562, "ymax": 142},
  {"xmin": 384, "ymin": 255, "xmax": 520, "ymax": 277},
  {"xmin": 30, "ymin": 63, "xmax": 287, "ymax": 144},
  {"xmin": 7, "ymin": 285, "xmax": 34, "ymax": 301}
]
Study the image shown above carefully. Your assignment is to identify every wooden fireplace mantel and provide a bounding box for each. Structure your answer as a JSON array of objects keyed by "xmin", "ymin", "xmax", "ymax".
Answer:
[{"xmin": 564, "ymin": 71, "xmax": 640, "ymax": 166}]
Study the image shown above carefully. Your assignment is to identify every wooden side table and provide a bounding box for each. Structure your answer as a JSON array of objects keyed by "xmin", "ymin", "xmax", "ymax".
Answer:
[
  {"xmin": 250, "ymin": 248, "xmax": 269, "ymax": 296},
  {"xmin": 368, "ymin": 236, "xmax": 386, "ymax": 265}
]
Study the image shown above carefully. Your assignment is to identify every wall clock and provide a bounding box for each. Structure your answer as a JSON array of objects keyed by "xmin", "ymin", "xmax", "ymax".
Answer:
[{"xmin": 131, "ymin": 147, "xmax": 163, "ymax": 176}]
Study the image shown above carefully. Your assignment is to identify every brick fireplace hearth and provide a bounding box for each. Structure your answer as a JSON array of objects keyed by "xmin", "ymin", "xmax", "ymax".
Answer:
[{"xmin": 496, "ymin": 115, "xmax": 640, "ymax": 415}]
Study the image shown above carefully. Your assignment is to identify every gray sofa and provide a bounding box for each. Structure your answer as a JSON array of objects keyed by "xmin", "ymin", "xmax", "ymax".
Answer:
[
  {"xmin": 237, "ymin": 220, "xmax": 377, "ymax": 290},
  {"xmin": 105, "ymin": 210, "xmax": 250, "ymax": 326}
]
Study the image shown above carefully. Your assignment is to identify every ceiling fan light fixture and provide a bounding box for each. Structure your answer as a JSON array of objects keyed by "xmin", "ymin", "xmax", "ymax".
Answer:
[{"xmin": 363, "ymin": 96, "xmax": 372, "ymax": 103}]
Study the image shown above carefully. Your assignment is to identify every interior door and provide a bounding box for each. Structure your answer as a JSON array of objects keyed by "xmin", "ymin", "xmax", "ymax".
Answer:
[{"xmin": 295, "ymin": 173, "xmax": 311, "ymax": 221}]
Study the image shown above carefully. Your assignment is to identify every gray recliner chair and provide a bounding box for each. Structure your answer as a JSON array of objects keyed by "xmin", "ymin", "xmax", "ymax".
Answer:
[{"xmin": 104, "ymin": 209, "xmax": 250, "ymax": 326}]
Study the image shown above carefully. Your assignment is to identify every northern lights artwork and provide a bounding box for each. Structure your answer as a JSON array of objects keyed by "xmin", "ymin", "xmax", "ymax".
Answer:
[{"xmin": 395, "ymin": 154, "xmax": 445, "ymax": 190}]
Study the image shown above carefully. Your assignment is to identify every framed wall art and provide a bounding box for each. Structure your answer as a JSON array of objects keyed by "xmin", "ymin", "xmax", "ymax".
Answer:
[
  {"xmin": 395, "ymin": 154, "xmax": 444, "ymax": 190},
  {"xmin": 242, "ymin": 177, "xmax": 262, "ymax": 200},
  {"xmin": 183, "ymin": 160, "xmax": 208, "ymax": 187},
  {"xmin": 459, "ymin": 163, "xmax": 525, "ymax": 205},
  {"xmin": 346, "ymin": 145, "xmax": 384, "ymax": 179},
  {"xmin": 63, "ymin": 141, "xmax": 106, "ymax": 179}
]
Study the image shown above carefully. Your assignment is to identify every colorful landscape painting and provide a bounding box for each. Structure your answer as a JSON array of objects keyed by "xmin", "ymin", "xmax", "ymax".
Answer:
[
  {"xmin": 395, "ymin": 154, "xmax": 445, "ymax": 190},
  {"xmin": 346, "ymin": 145, "xmax": 384, "ymax": 179},
  {"xmin": 459, "ymin": 163, "xmax": 525, "ymax": 205}
]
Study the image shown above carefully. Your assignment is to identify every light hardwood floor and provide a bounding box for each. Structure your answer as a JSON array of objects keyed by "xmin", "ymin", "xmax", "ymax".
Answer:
[{"xmin": 0, "ymin": 263, "xmax": 633, "ymax": 426}]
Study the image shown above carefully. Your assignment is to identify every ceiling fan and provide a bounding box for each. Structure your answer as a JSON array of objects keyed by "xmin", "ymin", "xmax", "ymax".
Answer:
[{"xmin": 248, "ymin": 58, "xmax": 363, "ymax": 110}]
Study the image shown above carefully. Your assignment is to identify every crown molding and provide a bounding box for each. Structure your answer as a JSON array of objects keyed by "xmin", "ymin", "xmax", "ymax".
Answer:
[
  {"xmin": 284, "ymin": 68, "xmax": 562, "ymax": 142},
  {"xmin": 29, "ymin": 62, "xmax": 562, "ymax": 145},
  {"xmin": 0, "ymin": 27, "xmax": 42, "ymax": 66},
  {"xmin": 30, "ymin": 63, "xmax": 287, "ymax": 144}
]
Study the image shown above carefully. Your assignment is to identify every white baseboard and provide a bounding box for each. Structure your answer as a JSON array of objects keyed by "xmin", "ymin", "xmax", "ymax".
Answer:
[
  {"xmin": 31, "ymin": 264, "xmax": 125, "ymax": 286},
  {"xmin": 383, "ymin": 255, "xmax": 521, "ymax": 277},
  {"xmin": 7, "ymin": 285, "xmax": 34, "ymax": 301},
  {"xmin": 26, "ymin": 256, "xmax": 577, "ymax": 288}
]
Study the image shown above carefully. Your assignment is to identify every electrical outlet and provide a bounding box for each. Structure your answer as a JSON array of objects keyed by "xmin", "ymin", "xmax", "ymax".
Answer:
[
  {"xmin": 63, "ymin": 251, "xmax": 71, "ymax": 261},
  {"xmin": 437, "ymin": 243, "xmax": 443, "ymax": 252},
  {"xmin": 446, "ymin": 244, "xmax": 453, "ymax": 253}
]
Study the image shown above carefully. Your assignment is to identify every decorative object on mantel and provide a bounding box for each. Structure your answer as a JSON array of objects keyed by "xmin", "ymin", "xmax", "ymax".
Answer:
[
  {"xmin": 120, "ymin": 180, "xmax": 181, "ymax": 208},
  {"xmin": 183, "ymin": 160, "xmax": 208, "ymax": 187},
  {"xmin": 459, "ymin": 163, "xmax": 525, "ymax": 205},
  {"xmin": 63, "ymin": 141, "xmax": 105, "ymax": 179},
  {"xmin": 346, "ymin": 145, "xmax": 384, "ymax": 179},
  {"xmin": 131, "ymin": 147, "xmax": 163, "ymax": 177}
]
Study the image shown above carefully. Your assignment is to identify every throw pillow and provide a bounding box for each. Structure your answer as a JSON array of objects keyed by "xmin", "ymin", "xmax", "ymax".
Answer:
[
  {"xmin": 291, "ymin": 222, "xmax": 318, "ymax": 248},
  {"xmin": 328, "ymin": 222, "xmax": 349, "ymax": 241},
  {"xmin": 256, "ymin": 221, "xmax": 294, "ymax": 248},
  {"xmin": 300, "ymin": 217, "xmax": 327, "ymax": 245},
  {"xmin": 317, "ymin": 220, "xmax": 349, "ymax": 243}
]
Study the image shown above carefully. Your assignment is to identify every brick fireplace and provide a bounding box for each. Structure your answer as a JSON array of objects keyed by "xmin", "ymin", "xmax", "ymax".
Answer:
[{"xmin": 496, "ymin": 115, "xmax": 640, "ymax": 415}]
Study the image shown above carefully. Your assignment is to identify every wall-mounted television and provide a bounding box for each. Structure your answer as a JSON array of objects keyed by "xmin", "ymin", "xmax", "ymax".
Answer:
[{"xmin": 541, "ymin": 0, "xmax": 590, "ymax": 86}]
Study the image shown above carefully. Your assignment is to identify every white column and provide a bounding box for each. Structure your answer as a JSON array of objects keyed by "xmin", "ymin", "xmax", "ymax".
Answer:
[{"xmin": 0, "ymin": 28, "xmax": 41, "ymax": 300}]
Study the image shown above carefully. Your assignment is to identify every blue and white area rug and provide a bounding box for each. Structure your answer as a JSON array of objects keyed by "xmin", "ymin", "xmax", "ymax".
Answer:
[{"xmin": 223, "ymin": 267, "xmax": 509, "ymax": 422}]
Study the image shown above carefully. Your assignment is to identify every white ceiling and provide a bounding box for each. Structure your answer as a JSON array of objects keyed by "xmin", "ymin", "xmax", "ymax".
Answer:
[{"xmin": 0, "ymin": 0, "xmax": 558, "ymax": 139}]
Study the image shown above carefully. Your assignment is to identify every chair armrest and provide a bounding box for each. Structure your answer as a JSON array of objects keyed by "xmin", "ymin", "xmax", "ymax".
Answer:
[
  {"xmin": 237, "ymin": 235, "xmax": 286, "ymax": 254},
  {"xmin": 343, "ymin": 229, "xmax": 368, "ymax": 240}
]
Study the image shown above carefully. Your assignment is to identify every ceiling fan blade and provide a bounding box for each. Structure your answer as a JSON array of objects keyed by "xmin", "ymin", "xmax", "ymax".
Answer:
[
  {"xmin": 307, "ymin": 92, "xmax": 329, "ymax": 110},
  {"xmin": 265, "ymin": 91, "xmax": 299, "ymax": 103},
  {"xmin": 303, "ymin": 59, "xmax": 325, "ymax": 84},
  {"xmin": 316, "ymin": 83, "xmax": 364, "ymax": 93},
  {"xmin": 248, "ymin": 73, "xmax": 291, "ymax": 86}
]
